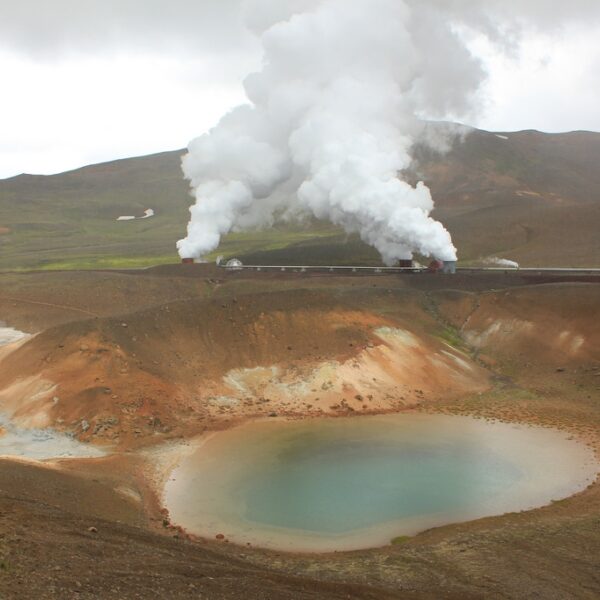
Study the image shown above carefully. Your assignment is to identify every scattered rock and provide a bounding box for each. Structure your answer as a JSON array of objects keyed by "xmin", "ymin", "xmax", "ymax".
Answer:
[
  {"xmin": 121, "ymin": 323, "xmax": 128, "ymax": 328},
  {"xmin": 93, "ymin": 417, "xmax": 119, "ymax": 436},
  {"xmin": 148, "ymin": 416, "xmax": 162, "ymax": 429},
  {"xmin": 215, "ymin": 533, "xmax": 225, "ymax": 540},
  {"xmin": 87, "ymin": 527, "xmax": 98, "ymax": 534},
  {"xmin": 80, "ymin": 420, "xmax": 90, "ymax": 433}
]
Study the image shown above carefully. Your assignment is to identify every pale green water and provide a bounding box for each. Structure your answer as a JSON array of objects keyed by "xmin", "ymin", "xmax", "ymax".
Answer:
[
  {"xmin": 165, "ymin": 414, "xmax": 598, "ymax": 552},
  {"xmin": 242, "ymin": 431, "xmax": 518, "ymax": 533}
]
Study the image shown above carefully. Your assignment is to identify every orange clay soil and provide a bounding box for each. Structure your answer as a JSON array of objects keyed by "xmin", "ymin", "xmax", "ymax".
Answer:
[{"xmin": 0, "ymin": 288, "xmax": 490, "ymax": 450}]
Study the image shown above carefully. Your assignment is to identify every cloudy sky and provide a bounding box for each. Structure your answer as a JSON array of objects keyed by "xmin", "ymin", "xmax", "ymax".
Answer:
[{"xmin": 1, "ymin": 0, "xmax": 599, "ymax": 179}]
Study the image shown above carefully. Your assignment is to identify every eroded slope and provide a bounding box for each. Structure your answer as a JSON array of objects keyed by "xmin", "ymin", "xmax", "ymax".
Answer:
[{"xmin": 0, "ymin": 289, "xmax": 488, "ymax": 449}]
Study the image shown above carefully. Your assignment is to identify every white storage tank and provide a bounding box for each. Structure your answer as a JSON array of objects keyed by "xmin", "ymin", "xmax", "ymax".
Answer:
[{"xmin": 225, "ymin": 258, "xmax": 244, "ymax": 271}]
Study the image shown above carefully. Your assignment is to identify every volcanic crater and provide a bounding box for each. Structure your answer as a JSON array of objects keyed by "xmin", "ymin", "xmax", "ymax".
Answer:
[{"xmin": 0, "ymin": 265, "xmax": 599, "ymax": 599}]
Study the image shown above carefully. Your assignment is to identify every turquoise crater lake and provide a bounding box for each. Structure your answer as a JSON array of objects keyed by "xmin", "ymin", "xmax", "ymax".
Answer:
[{"xmin": 164, "ymin": 414, "xmax": 598, "ymax": 552}]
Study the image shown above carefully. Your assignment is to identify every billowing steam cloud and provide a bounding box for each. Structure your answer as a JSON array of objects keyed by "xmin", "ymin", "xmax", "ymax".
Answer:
[{"xmin": 176, "ymin": 0, "xmax": 583, "ymax": 263}]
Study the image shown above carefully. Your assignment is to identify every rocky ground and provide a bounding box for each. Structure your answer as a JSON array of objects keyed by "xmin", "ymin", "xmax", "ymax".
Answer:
[{"xmin": 0, "ymin": 265, "xmax": 598, "ymax": 599}]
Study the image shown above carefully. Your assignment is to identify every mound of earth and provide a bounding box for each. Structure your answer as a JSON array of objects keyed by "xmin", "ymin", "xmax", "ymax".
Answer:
[
  {"xmin": 438, "ymin": 284, "xmax": 600, "ymax": 366},
  {"xmin": 0, "ymin": 288, "xmax": 488, "ymax": 449}
]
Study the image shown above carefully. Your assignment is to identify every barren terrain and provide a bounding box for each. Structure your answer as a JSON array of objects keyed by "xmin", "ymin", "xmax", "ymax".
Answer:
[{"xmin": 0, "ymin": 266, "xmax": 599, "ymax": 599}]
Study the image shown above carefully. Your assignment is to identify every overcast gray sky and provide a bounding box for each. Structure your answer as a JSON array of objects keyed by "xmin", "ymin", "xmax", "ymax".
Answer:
[{"xmin": 1, "ymin": 0, "xmax": 599, "ymax": 178}]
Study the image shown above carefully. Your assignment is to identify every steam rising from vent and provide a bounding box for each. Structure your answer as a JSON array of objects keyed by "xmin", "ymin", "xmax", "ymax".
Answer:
[
  {"xmin": 178, "ymin": 0, "xmax": 497, "ymax": 264},
  {"xmin": 483, "ymin": 257, "xmax": 520, "ymax": 269}
]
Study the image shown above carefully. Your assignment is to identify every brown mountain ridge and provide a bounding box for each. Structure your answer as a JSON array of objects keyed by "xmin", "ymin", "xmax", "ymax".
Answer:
[{"xmin": 0, "ymin": 125, "xmax": 599, "ymax": 269}]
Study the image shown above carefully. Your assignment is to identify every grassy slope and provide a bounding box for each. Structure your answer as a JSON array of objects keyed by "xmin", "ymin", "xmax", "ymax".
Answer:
[
  {"xmin": 0, "ymin": 149, "xmax": 343, "ymax": 270},
  {"xmin": 0, "ymin": 151, "xmax": 190, "ymax": 270},
  {"xmin": 0, "ymin": 126, "xmax": 599, "ymax": 270}
]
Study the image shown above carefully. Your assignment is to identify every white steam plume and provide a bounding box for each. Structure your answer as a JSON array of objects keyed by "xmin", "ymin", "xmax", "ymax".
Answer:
[
  {"xmin": 483, "ymin": 257, "xmax": 520, "ymax": 269},
  {"xmin": 177, "ymin": 0, "xmax": 540, "ymax": 263}
]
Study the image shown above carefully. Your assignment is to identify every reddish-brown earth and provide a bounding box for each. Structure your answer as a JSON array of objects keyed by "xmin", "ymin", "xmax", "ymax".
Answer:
[{"xmin": 0, "ymin": 265, "xmax": 599, "ymax": 599}]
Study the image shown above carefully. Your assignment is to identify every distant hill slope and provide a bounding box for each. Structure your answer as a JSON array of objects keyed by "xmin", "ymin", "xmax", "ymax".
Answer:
[
  {"xmin": 1, "ymin": 126, "xmax": 599, "ymax": 270},
  {"xmin": 0, "ymin": 151, "xmax": 190, "ymax": 270},
  {"xmin": 415, "ymin": 128, "xmax": 600, "ymax": 267}
]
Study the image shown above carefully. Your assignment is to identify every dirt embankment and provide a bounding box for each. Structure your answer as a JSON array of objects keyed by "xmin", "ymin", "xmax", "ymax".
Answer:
[
  {"xmin": 437, "ymin": 284, "xmax": 600, "ymax": 366},
  {"xmin": 0, "ymin": 288, "xmax": 489, "ymax": 450}
]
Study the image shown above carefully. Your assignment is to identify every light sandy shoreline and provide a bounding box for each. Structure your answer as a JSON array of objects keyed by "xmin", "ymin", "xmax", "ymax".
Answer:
[{"xmin": 159, "ymin": 412, "xmax": 600, "ymax": 553}]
